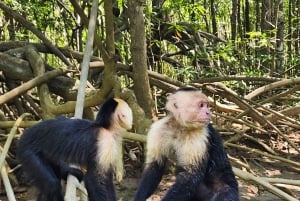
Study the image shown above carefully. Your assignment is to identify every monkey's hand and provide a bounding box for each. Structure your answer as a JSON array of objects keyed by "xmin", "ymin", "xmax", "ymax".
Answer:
[
  {"xmin": 68, "ymin": 167, "xmax": 84, "ymax": 182},
  {"xmin": 115, "ymin": 169, "xmax": 124, "ymax": 183}
]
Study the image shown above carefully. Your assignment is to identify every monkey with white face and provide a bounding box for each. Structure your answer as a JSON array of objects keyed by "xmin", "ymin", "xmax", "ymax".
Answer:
[{"xmin": 134, "ymin": 87, "xmax": 239, "ymax": 201}]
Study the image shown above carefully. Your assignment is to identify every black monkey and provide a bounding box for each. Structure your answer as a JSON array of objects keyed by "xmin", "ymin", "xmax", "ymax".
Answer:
[
  {"xmin": 134, "ymin": 88, "xmax": 239, "ymax": 201},
  {"xmin": 17, "ymin": 98, "xmax": 133, "ymax": 201}
]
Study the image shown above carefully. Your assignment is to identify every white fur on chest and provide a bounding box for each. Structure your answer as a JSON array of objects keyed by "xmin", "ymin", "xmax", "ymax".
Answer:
[
  {"xmin": 146, "ymin": 117, "xmax": 209, "ymax": 167},
  {"xmin": 173, "ymin": 128, "xmax": 208, "ymax": 166},
  {"xmin": 96, "ymin": 128, "xmax": 121, "ymax": 172}
]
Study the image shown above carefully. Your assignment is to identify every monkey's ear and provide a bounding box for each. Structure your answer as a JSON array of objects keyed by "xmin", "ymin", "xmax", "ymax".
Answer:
[
  {"xmin": 117, "ymin": 113, "xmax": 131, "ymax": 130},
  {"xmin": 165, "ymin": 95, "xmax": 177, "ymax": 113}
]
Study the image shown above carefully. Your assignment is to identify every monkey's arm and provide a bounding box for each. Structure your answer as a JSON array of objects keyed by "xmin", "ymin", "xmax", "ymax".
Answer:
[
  {"xmin": 134, "ymin": 160, "xmax": 166, "ymax": 201},
  {"xmin": 84, "ymin": 164, "xmax": 116, "ymax": 201},
  {"xmin": 59, "ymin": 162, "xmax": 84, "ymax": 181},
  {"xmin": 206, "ymin": 125, "xmax": 239, "ymax": 200},
  {"xmin": 104, "ymin": 170, "xmax": 117, "ymax": 201}
]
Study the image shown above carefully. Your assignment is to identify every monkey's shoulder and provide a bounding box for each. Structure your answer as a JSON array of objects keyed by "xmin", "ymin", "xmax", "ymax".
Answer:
[{"xmin": 147, "ymin": 117, "xmax": 175, "ymax": 138}]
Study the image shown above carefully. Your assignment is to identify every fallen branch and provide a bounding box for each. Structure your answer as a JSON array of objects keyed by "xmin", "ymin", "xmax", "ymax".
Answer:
[
  {"xmin": 233, "ymin": 167, "xmax": 298, "ymax": 201},
  {"xmin": 226, "ymin": 143, "xmax": 300, "ymax": 168},
  {"xmin": 245, "ymin": 78, "xmax": 300, "ymax": 100},
  {"xmin": 261, "ymin": 177, "xmax": 300, "ymax": 186},
  {"xmin": 0, "ymin": 69, "xmax": 68, "ymax": 105}
]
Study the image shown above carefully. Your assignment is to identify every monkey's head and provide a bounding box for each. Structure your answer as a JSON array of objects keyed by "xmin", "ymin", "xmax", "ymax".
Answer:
[
  {"xmin": 113, "ymin": 98, "xmax": 133, "ymax": 131},
  {"xmin": 96, "ymin": 98, "xmax": 133, "ymax": 131},
  {"xmin": 166, "ymin": 88, "xmax": 211, "ymax": 128}
]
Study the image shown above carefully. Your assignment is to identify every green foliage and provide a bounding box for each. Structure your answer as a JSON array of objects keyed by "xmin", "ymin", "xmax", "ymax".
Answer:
[
  {"xmin": 2, "ymin": 0, "xmax": 77, "ymax": 45},
  {"xmin": 173, "ymin": 66, "xmax": 197, "ymax": 81},
  {"xmin": 1, "ymin": 0, "xmax": 299, "ymax": 80}
]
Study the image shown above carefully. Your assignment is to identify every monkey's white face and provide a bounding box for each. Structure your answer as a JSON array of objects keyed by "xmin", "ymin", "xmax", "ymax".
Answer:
[
  {"xmin": 114, "ymin": 99, "xmax": 133, "ymax": 130},
  {"xmin": 166, "ymin": 91, "xmax": 211, "ymax": 127},
  {"xmin": 183, "ymin": 97, "xmax": 211, "ymax": 123}
]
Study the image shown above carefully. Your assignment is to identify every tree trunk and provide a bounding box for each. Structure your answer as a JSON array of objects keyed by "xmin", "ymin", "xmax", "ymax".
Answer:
[
  {"xmin": 128, "ymin": 0, "xmax": 156, "ymax": 120},
  {"xmin": 231, "ymin": 0, "xmax": 238, "ymax": 41},
  {"xmin": 244, "ymin": 0, "xmax": 250, "ymax": 33},
  {"xmin": 294, "ymin": 0, "xmax": 300, "ymax": 54},
  {"xmin": 210, "ymin": 0, "xmax": 217, "ymax": 36},
  {"xmin": 275, "ymin": 0, "xmax": 284, "ymax": 77}
]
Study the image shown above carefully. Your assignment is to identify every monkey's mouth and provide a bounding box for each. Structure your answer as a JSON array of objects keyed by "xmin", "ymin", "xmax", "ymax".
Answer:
[
  {"xmin": 191, "ymin": 119, "xmax": 210, "ymax": 124},
  {"xmin": 199, "ymin": 120, "xmax": 210, "ymax": 124}
]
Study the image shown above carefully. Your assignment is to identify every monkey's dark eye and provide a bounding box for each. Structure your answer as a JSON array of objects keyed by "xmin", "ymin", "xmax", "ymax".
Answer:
[
  {"xmin": 199, "ymin": 103, "xmax": 204, "ymax": 108},
  {"xmin": 198, "ymin": 102, "xmax": 209, "ymax": 108}
]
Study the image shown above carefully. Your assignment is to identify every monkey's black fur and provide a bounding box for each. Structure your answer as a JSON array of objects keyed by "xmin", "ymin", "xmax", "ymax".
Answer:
[
  {"xmin": 17, "ymin": 98, "xmax": 120, "ymax": 201},
  {"xmin": 135, "ymin": 124, "xmax": 238, "ymax": 201}
]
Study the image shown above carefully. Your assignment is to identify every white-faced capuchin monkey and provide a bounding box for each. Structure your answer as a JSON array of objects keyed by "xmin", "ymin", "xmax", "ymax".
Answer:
[
  {"xmin": 134, "ymin": 87, "xmax": 239, "ymax": 201},
  {"xmin": 17, "ymin": 98, "xmax": 133, "ymax": 201}
]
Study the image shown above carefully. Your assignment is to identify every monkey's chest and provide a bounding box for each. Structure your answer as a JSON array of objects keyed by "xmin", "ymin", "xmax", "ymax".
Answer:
[
  {"xmin": 96, "ymin": 130, "xmax": 120, "ymax": 172},
  {"xmin": 171, "ymin": 132, "xmax": 208, "ymax": 167}
]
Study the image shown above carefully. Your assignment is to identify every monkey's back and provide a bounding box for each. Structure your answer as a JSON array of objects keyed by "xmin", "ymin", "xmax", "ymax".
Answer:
[{"xmin": 17, "ymin": 116, "xmax": 99, "ymax": 166}]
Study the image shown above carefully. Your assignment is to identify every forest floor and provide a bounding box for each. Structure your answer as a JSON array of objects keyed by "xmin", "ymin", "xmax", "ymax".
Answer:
[
  {"xmin": 6, "ymin": 168, "xmax": 300, "ymax": 201},
  {"xmin": 3, "ymin": 160, "xmax": 300, "ymax": 201},
  {"xmin": 0, "ymin": 132, "xmax": 299, "ymax": 201}
]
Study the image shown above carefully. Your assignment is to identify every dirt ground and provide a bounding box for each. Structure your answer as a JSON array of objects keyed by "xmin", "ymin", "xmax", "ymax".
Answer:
[{"xmin": 5, "ymin": 176, "xmax": 300, "ymax": 201}]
